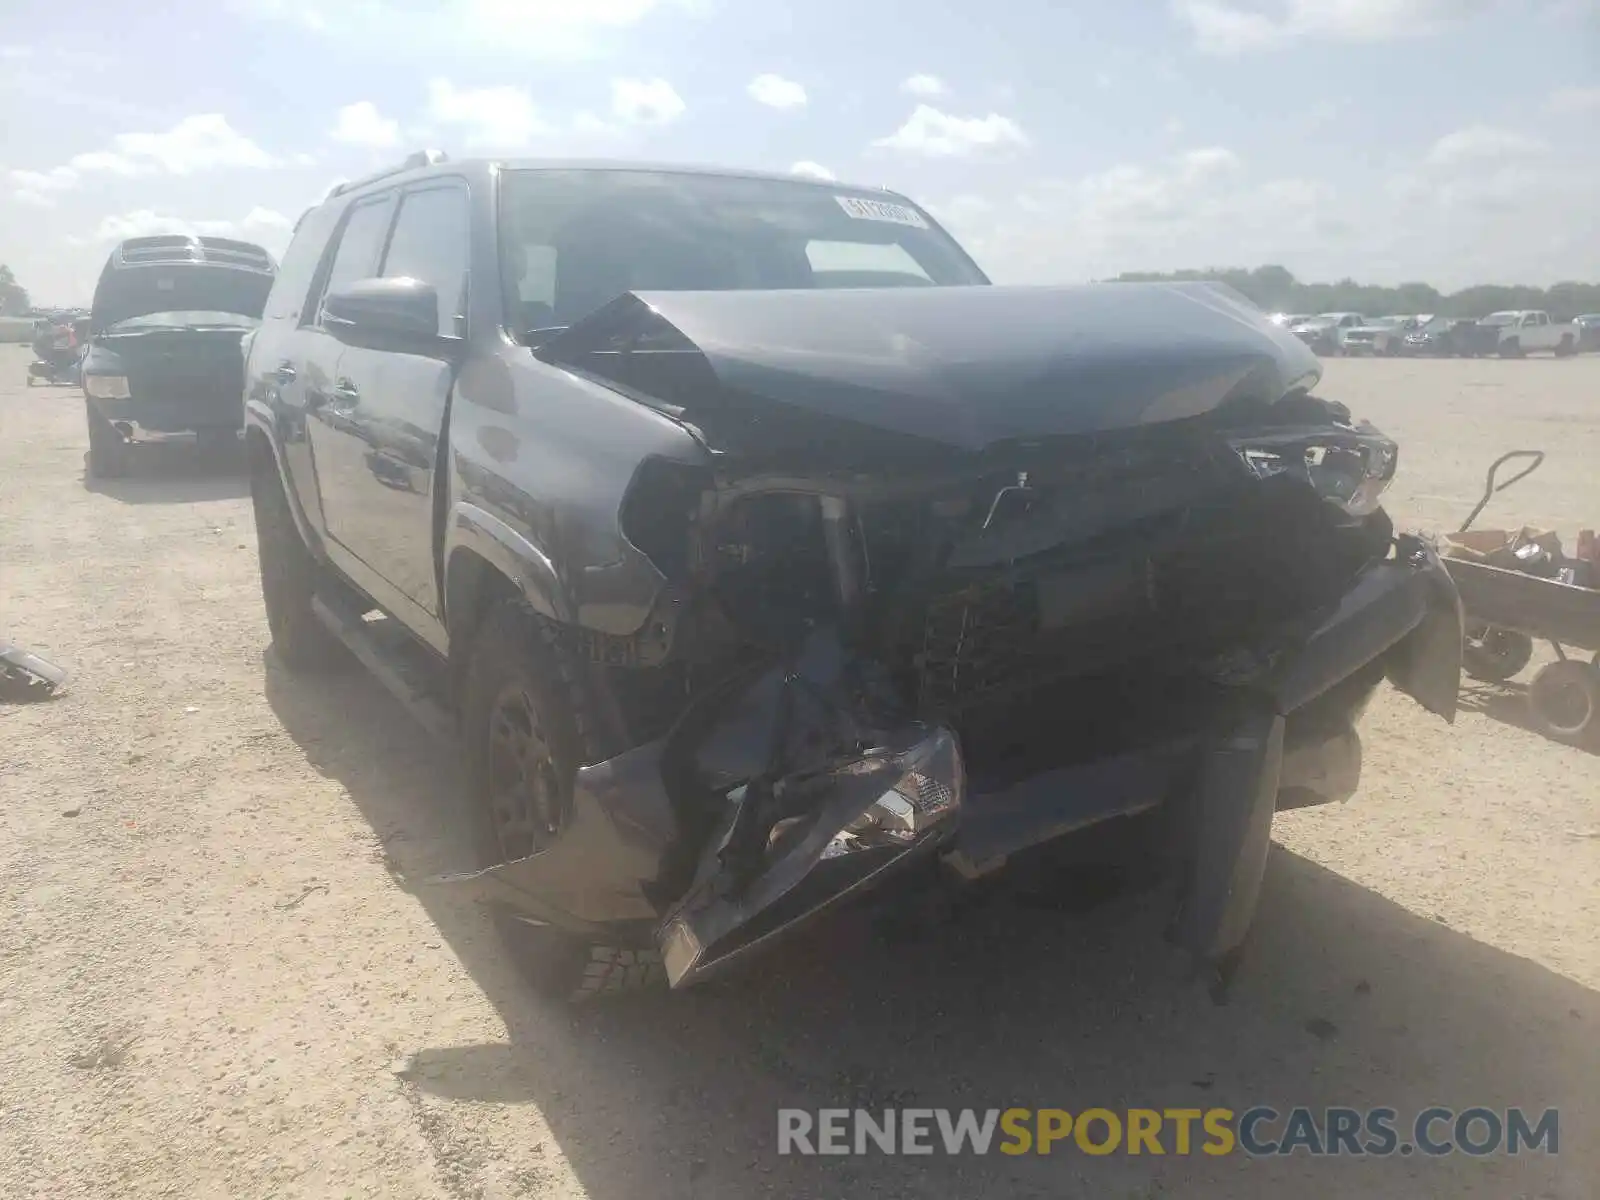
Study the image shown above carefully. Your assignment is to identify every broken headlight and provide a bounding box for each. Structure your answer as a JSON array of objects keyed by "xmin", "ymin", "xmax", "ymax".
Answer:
[
  {"xmin": 820, "ymin": 726, "xmax": 964, "ymax": 859},
  {"xmin": 1231, "ymin": 432, "xmax": 1397, "ymax": 517}
]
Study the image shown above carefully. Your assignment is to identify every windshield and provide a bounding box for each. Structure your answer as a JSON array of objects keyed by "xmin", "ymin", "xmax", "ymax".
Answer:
[
  {"xmin": 105, "ymin": 310, "xmax": 260, "ymax": 332},
  {"xmin": 498, "ymin": 168, "xmax": 988, "ymax": 336},
  {"xmin": 1479, "ymin": 312, "xmax": 1519, "ymax": 326},
  {"xmin": 1369, "ymin": 316, "xmax": 1408, "ymax": 327}
]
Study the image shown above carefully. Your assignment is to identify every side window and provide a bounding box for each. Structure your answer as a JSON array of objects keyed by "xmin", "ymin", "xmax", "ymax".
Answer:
[
  {"xmin": 381, "ymin": 184, "xmax": 471, "ymax": 337},
  {"xmin": 314, "ymin": 197, "xmax": 394, "ymax": 327}
]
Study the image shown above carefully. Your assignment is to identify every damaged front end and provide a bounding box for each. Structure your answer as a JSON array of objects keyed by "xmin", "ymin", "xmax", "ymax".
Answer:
[{"xmin": 433, "ymin": 285, "xmax": 1464, "ymax": 990}]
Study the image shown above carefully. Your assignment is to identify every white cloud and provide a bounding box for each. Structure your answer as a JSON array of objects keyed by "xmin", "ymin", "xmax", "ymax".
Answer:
[
  {"xmin": 232, "ymin": 0, "xmax": 699, "ymax": 59},
  {"xmin": 611, "ymin": 77, "xmax": 685, "ymax": 125},
  {"xmin": 790, "ymin": 161, "xmax": 836, "ymax": 181},
  {"xmin": 901, "ymin": 73, "xmax": 946, "ymax": 97},
  {"xmin": 1547, "ymin": 85, "xmax": 1600, "ymax": 113},
  {"xmin": 112, "ymin": 114, "xmax": 280, "ymax": 174},
  {"xmin": 68, "ymin": 151, "xmax": 139, "ymax": 176},
  {"xmin": 8, "ymin": 166, "xmax": 79, "ymax": 193},
  {"xmin": 874, "ymin": 104, "xmax": 1028, "ymax": 157},
  {"xmin": 6, "ymin": 115, "xmax": 278, "ymax": 198},
  {"xmin": 928, "ymin": 147, "xmax": 1345, "ymax": 285},
  {"xmin": 331, "ymin": 100, "xmax": 400, "ymax": 148},
  {"xmin": 747, "ymin": 73, "xmax": 807, "ymax": 109},
  {"xmin": 426, "ymin": 78, "xmax": 550, "ymax": 147},
  {"xmin": 12, "ymin": 189, "xmax": 56, "ymax": 208},
  {"xmin": 1180, "ymin": 146, "xmax": 1242, "ymax": 179},
  {"xmin": 1171, "ymin": 0, "xmax": 1493, "ymax": 54},
  {"xmin": 1425, "ymin": 125, "xmax": 1548, "ymax": 167},
  {"xmin": 0, "ymin": 44, "xmax": 32, "ymax": 59}
]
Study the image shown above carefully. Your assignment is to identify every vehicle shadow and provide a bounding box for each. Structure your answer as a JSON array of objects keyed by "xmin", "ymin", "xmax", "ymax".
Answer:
[
  {"xmin": 81, "ymin": 442, "xmax": 248, "ymax": 503},
  {"xmin": 263, "ymin": 658, "xmax": 1598, "ymax": 1200},
  {"xmin": 1457, "ymin": 679, "xmax": 1600, "ymax": 757}
]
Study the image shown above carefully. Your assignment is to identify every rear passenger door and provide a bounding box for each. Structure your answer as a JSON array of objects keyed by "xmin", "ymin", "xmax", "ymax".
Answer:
[{"xmin": 317, "ymin": 179, "xmax": 471, "ymax": 623}]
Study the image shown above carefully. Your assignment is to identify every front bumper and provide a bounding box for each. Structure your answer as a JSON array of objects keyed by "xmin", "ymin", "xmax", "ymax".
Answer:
[{"xmin": 432, "ymin": 537, "xmax": 1463, "ymax": 989}]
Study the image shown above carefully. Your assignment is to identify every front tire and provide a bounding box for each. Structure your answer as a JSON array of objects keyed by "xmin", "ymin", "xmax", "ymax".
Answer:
[
  {"xmin": 459, "ymin": 598, "xmax": 664, "ymax": 1003},
  {"xmin": 250, "ymin": 452, "xmax": 346, "ymax": 671},
  {"xmin": 1499, "ymin": 338, "xmax": 1523, "ymax": 359},
  {"xmin": 85, "ymin": 402, "xmax": 126, "ymax": 478}
]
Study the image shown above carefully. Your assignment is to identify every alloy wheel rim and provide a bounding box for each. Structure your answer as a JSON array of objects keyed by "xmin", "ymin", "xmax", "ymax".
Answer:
[{"xmin": 486, "ymin": 686, "xmax": 561, "ymax": 861}]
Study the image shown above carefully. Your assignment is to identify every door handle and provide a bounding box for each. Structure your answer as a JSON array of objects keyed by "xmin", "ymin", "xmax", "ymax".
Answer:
[{"xmin": 273, "ymin": 361, "xmax": 297, "ymax": 384}]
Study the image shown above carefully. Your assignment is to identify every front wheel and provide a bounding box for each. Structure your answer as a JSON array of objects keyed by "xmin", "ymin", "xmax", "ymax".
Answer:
[
  {"xmin": 459, "ymin": 598, "xmax": 664, "ymax": 1003},
  {"xmin": 1527, "ymin": 660, "xmax": 1598, "ymax": 745},
  {"xmin": 1499, "ymin": 338, "xmax": 1523, "ymax": 359},
  {"xmin": 85, "ymin": 403, "xmax": 126, "ymax": 478}
]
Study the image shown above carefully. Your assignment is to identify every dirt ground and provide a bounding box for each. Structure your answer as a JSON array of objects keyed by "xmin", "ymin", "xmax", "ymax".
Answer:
[{"xmin": 1, "ymin": 345, "xmax": 1596, "ymax": 1199}]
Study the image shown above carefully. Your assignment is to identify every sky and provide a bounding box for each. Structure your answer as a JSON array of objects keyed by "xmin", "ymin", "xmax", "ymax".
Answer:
[{"xmin": 2, "ymin": 0, "xmax": 1597, "ymax": 306}]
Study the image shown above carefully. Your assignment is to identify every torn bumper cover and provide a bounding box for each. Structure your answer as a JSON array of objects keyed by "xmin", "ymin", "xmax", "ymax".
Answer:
[{"xmin": 430, "ymin": 536, "xmax": 1461, "ymax": 989}]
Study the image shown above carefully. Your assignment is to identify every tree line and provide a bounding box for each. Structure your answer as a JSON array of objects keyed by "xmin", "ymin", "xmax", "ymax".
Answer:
[
  {"xmin": 0, "ymin": 264, "xmax": 29, "ymax": 316},
  {"xmin": 1103, "ymin": 265, "xmax": 1600, "ymax": 319}
]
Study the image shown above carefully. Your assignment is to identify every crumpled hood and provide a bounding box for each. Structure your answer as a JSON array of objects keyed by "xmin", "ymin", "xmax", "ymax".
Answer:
[{"xmin": 540, "ymin": 282, "xmax": 1323, "ymax": 453}]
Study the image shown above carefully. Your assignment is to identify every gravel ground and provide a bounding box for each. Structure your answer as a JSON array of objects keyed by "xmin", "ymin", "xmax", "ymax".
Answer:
[{"xmin": 1, "ymin": 346, "xmax": 1596, "ymax": 1199}]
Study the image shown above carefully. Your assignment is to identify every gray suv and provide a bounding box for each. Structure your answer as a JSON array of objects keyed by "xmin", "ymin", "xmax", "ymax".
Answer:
[{"xmin": 244, "ymin": 151, "xmax": 1463, "ymax": 1003}]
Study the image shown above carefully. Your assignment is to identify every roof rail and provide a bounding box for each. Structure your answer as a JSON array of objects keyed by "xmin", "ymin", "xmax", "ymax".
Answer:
[{"xmin": 325, "ymin": 149, "xmax": 449, "ymax": 200}]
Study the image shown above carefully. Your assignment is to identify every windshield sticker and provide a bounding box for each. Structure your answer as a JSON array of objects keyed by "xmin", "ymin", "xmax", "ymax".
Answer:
[{"xmin": 834, "ymin": 196, "xmax": 930, "ymax": 229}]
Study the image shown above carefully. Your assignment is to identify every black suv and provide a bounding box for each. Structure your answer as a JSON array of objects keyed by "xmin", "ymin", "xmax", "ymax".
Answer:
[
  {"xmin": 246, "ymin": 152, "xmax": 1463, "ymax": 1002},
  {"xmin": 81, "ymin": 234, "xmax": 276, "ymax": 477}
]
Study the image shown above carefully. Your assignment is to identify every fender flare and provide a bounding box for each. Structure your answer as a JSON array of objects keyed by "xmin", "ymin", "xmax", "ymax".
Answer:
[{"xmin": 444, "ymin": 501, "xmax": 575, "ymax": 629}]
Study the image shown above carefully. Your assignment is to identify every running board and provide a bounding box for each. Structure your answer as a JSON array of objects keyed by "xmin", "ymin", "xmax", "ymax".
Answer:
[{"xmin": 310, "ymin": 594, "xmax": 456, "ymax": 744}]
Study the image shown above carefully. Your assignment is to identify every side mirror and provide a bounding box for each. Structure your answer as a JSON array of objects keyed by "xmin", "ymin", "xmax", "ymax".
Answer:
[{"xmin": 322, "ymin": 277, "xmax": 439, "ymax": 348}]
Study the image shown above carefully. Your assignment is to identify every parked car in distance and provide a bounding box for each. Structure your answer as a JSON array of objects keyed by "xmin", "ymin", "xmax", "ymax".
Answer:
[
  {"xmin": 1574, "ymin": 314, "xmax": 1600, "ymax": 352},
  {"xmin": 1288, "ymin": 312, "xmax": 1366, "ymax": 355},
  {"xmin": 1269, "ymin": 312, "xmax": 1313, "ymax": 328},
  {"xmin": 1456, "ymin": 310, "xmax": 1579, "ymax": 359},
  {"xmin": 1339, "ymin": 315, "xmax": 1422, "ymax": 357},
  {"xmin": 79, "ymin": 235, "xmax": 277, "ymax": 477},
  {"xmin": 1403, "ymin": 315, "xmax": 1477, "ymax": 357}
]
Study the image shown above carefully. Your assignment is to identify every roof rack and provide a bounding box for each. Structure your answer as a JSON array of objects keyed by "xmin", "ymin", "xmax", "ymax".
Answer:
[{"xmin": 325, "ymin": 149, "xmax": 449, "ymax": 200}]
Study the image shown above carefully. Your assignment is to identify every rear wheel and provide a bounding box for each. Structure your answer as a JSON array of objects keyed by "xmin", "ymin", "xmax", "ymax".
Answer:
[
  {"xmin": 459, "ymin": 598, "xmax": 664, "ymax": 1003},
  {"xmin": 1554, "ymin": 335, "xmax": 1575, "ymax": 358},
  {"xmin": 1527, "ymin": 660, "xmax": 1598, "ymax": 745},
  {"xmin": 85, "ymin": 403, "xmax": 126, "ymax": 479},
  {"xmin": 1462, "ymin": 624, "xmax": 1535, "ymax": 682},
  {"xmin": 250, "ymin": 450, "xmax": 346, "ymax": 671}
]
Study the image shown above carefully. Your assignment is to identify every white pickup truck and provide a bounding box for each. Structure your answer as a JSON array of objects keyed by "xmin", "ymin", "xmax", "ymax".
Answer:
[{"xmin": 1461, "ymin": 310, "xmax": 1580, "ymax": 358}]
